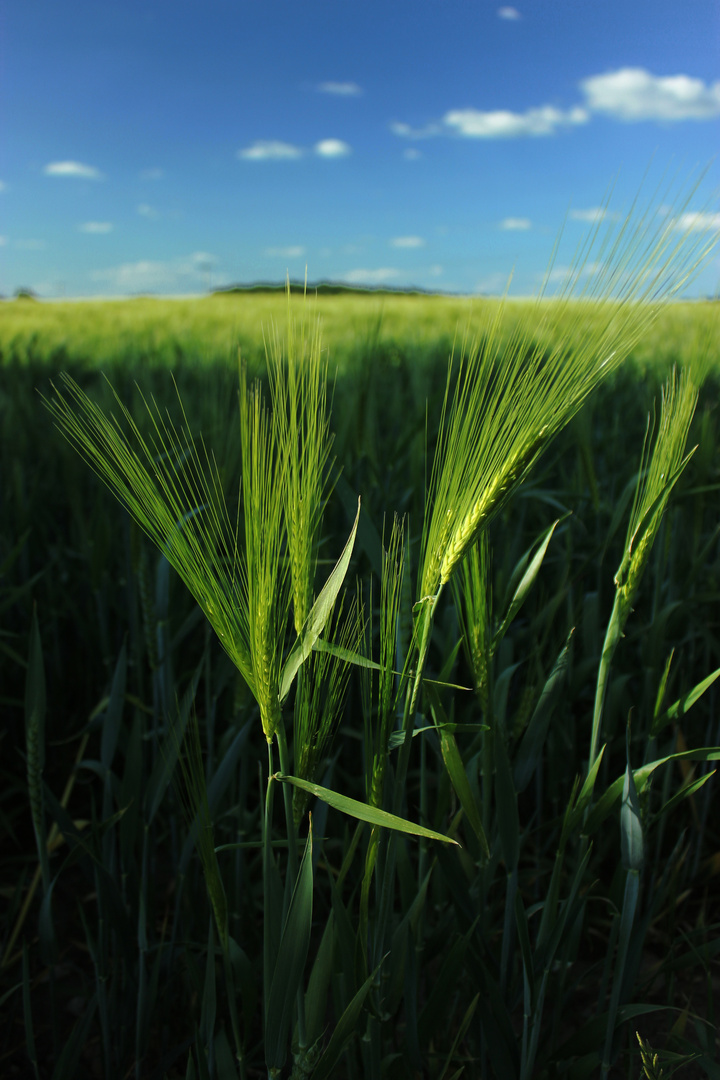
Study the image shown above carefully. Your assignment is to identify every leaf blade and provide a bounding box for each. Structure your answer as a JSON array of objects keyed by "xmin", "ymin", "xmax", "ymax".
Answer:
[{"xmin": 274, "ymin": 774, "xmax": 459, "ymax": 845}]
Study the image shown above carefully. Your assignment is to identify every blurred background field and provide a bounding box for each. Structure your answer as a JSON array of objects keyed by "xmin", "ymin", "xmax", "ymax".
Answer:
[
  {"xmin": 1, "ymin": 291, "xmax": 718, "ymax": 375},
  {"xmin": 1, "ymin": 294, "xmax": 719, "ymax": 1078}
]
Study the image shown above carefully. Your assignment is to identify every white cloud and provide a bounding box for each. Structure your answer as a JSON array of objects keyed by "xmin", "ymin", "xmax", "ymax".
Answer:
[
  {"xmin": 569, "ymin": 207, "xmax": 620, "ymax": 223},
  {"xmin": 391, "ymin": 236, "xmax": 426, "ymax": 248},
  {"xmin": 581, "ymin": 68, "xmax": 720, "ymax": 121},
  {"xmin": 79, "ymin": 221, "xmax": 113, "ymax": 234},
  {"xmin": 500, "ymin": 218, "xmax": 531, "ymax": 230},
  {"xmin": 428, "ymin": 265, "xmax": 444, "ymax": 276},
  {"xmin": 15, "ymin": 238, "xmax": 46, "ymax": 250},
  {"xmin": 266, "ymin": 246, "xmax": 306, "ymax": 257},
  {"xmin": 0, "ymin": 181, "xmax": 6, "ymax": 193},
  {"xmin": 343, "ymin": 268, "xmax": 400, "ymax": 285},
  {"xmin": 497, "ymin": 6, "xmax": 521, "ymax": 19},
  {"xmin": 444, "ymin": 105, "xmax": 588, "ymax": 138},
  {"xmin": 404, "ymin": 148, "xmax": 422, "ymax": 160},
  {"xmin": 137, "ymin": 204, "xmax": 158, "ymax": 218},
  {"xmin": 317, "ymin": 81, "xmax": 362, "ymax": 96},
  {"xmin": 0, "ymin": 236, "xmax": 6, "ymax": 246},
  {"xmin": 238, "ymin": 140, "xmax": 304, "ymax": 161},
  {"xmin": 314, "ymin": 139, "xmax": 351, "ymax": 157},
  {"xmin": 140, "ymin": 167, "xmax": 164, "ymax": 180},
  {"xmin": 391, "ymin": 120, "xmax": 442, "ymax": 139},
  {"xmin": 44, "ymin": 160, "xmax": 104, "ymax": 179},
  {"xmin": 90, "ymin": 252, "xmax": 218, "ymax": 292},
  {"xmin": 673, "ymin": 211, "xmax": 720, "ymax": 232}
]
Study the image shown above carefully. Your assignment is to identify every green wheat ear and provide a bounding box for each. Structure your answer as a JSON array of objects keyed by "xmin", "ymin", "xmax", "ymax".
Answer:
[
  {"xmin": 615, "ymin": 368, "xmax": 699, "ymax": 612},
  {"xmin": 44, "ymin": 363, "xmax": 293, "ymax": 743},
  {"xmin": 637, "ymin": 1033, "xmax": 664, "ymax": 1080},
  {"xmin": 419, "ymin": 180, "xmax": 717, "ymax": 606},
  {"xmin": 44, "ymin": 373, "xmax": 255, "ymax": 687},
  {"xmin": 238, "ymin": 364, "xmax": 291, "ymax": 741},
  {"xmin": 266, "ymin": 291, "xmax": 335, "ymax": 636},
  {"xmin": 588, "ymin": 367, "xmax": 698, "ymax": 769}
]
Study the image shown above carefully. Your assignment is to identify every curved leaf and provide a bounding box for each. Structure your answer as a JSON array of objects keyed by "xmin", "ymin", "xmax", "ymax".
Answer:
[
  {"xmin": 280, "ymin": 498, "xmax": 361, "ymax": 703},
  {"xmin": 274, "ymin": 774, "xmax": 459, "ymax": 845}
]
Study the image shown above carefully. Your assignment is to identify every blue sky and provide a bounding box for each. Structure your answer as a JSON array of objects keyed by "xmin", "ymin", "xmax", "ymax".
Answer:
[{"xmin": 2, "ymin": 0, "xmax": 719, "ymax": 298}]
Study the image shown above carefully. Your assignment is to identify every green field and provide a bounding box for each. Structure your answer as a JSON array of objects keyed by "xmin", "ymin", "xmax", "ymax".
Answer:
[{"xmin": 1, "ymin": 286, "xmax": 719, "ymax": 1079}]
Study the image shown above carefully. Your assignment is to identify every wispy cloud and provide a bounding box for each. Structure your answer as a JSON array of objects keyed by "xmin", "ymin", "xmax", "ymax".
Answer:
[
  {"xmin": 238, "ymin": 140, "xmax": 304, "ymax": 161},
  {"xmin": 317, "ymin": 81, "xmax": 362, "ymax": 96},
  {"xmin": 581, "ymin": 68, "xmax": 720, "ymax": 121},
  {"xmin": 79, "ymin": 221, "xmax": 113, "ymax": 234},
  {"xmin": 90, "ymin": 252, "xmax": 217, "ymax": 292},
  {"xmin": 569, "ymin": 207, "xmax": 621, "ymax": 223},
  {"xmin": 137, "ymin": 204, "xmax": 158, "ymax": 218},
  {"xmin": 140, "ymin": 167, "xmax": 164, "ymax": 180},
  {"xmin": 0, "ymin": 181, "xmax": 6, "ymax": 193},
  {"xmin": 314, "ymin": 139, "xmax": 351, "ymax": 157},
  {"xmin": 404, "ymin": 148, "xmax": 422, "ymax": 160},
  {"xmin": 44, "ymin": 160, "xmax": 104, "ymax": 179},
  {"xmin": 0, "ymin": 236, "xmax": 7, "ymax": 246},
  {"xmin": 238, "ymin": 138, "xmax": 351, "ymax": 160},
  {"xmin": 343, "ymin": 267, "xmax": 400, "ymax": 285},
  {"xmin": 672, "ymin": 211, "xmax": 720, "ymax": 232},
  {"xmin": 15, "ymin": 238, "xmax": 46, "ymax": 250},
  {"xmin": 499, "ymin": 218, "xmax": 531, "ymax": 230},
  {"xmin": 444, "ymin": 105, "xmax": 588, "ymax": 138},
  {"xmin": 497, "ymin": 7, "xmax": 521, "ymax": 19},
  {"xmin": 266, "ymin": 245, "xmax": 306, "ymax": 257},
  {"xmin": 391, "ymin": 120, "xmax": 442, "ymax": 139},
  {"xmin": 391, "ymin": 236, "xmax": 426, "ymax": 248}
]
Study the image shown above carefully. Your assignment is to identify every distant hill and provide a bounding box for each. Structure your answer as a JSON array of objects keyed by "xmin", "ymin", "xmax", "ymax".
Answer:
[{"xmin": 211, "ymin": 280, "xmax": 452, "ymax": 298}]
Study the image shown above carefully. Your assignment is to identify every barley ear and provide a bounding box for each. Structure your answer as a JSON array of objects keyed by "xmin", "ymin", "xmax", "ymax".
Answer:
[
  {"xmin": 616, "ymin": 369, "xmax": 698, "ymax": 611},
  {"xmin": 266, "ymin": 292, "xmax": 334, "ymax": 637}
]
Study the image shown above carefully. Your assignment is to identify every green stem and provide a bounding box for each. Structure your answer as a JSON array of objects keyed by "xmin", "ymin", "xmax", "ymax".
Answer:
[
  {"xmin": 275, "ymin": 725, "xmax": 298, "ymax": 880},
  {"xmin": 373, "ymin": 593, "xmax": 438, "ymax": 977},
  {"xmin": 392, "ymin": 592, "xmax": 438, "ymax": 817},
  {"xmin": 263, "ymin": 742, "xmax": 276, "ymax": 1024},
  {"xmin": 588, "ymin": 589, "xmax": 626, "ymax": 776},
  {"xmin": 222, "ymin": 948, "xmax": 246, "ymax": 1080},
  {"xmin": 274, "ymin": 724, "xmax": 308, "ymax": 1054}
]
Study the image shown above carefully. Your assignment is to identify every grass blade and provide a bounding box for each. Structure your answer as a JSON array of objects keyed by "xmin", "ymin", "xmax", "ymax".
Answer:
[
  {"xmin": 652, "ymin": 665, "xmax": 720, "ymax": 737},
  {"xmin": 274, "ymin": 774, "xmax": 459, "ymax": 845},
  {"xmin": 426, "ymin": 684, "xmax": 489, "ymax": 856},
  {"xmin": 311, "ymin": 963, "xmax": 382, "ymax": 1080},
  {"xmin": 279, "ymin": 498, "xmax": 361, "ymax": 703},
  {"xmin": 265, "ymin": 819, "xmax": 314, "ymax": 1072}
]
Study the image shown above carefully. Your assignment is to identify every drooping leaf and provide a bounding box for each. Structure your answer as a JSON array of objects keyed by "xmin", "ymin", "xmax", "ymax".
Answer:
[{"xmin": 274, "ymin": 774, "xmax": 459, "ymax": 845}]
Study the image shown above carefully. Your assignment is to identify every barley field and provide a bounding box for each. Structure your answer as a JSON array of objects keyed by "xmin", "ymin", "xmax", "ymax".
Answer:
[{"xmin": 1, "ymin": 272, "xmax": 719, "ymax": 1078}]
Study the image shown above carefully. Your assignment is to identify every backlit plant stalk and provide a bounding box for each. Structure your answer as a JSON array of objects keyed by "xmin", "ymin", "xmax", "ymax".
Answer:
[
  {"xmin": 588, "ymin": 368, "xmax": 699, "ymax": 771},
  {"xmin": 266, "ymin": 296, "xmax": 334, "ymax": 636},
  {"xmin": 392, "ymin": 194, "xmax": 696, "ymax": 801}
]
